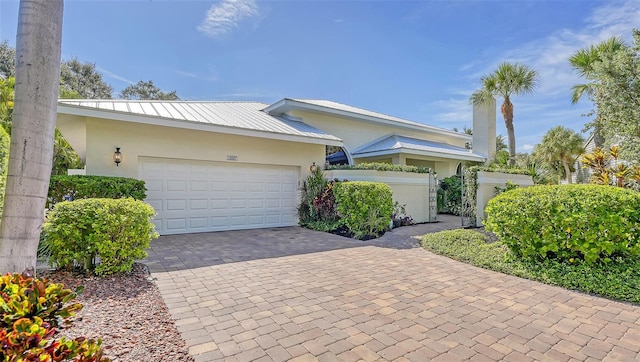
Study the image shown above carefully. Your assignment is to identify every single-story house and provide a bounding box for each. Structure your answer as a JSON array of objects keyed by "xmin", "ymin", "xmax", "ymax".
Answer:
[{"xmin": 56, "ymin": 98, "xmax": 493, "ymax": 235}]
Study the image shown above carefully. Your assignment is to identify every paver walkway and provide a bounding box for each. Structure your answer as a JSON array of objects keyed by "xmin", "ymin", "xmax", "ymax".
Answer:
[{"xmin": 144, "ymin": 216, "xmax": 640, "ymax": 361}]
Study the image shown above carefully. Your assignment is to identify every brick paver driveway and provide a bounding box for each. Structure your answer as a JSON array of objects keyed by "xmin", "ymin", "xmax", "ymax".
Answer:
[{"xmin": 144, "ymin": 216, "xmax": 640, "ymax": 361}]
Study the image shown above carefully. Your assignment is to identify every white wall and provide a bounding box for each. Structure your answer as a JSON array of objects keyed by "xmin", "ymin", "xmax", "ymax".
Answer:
[
  {"xmin": 59, "ymin": 116, "xmax": 326, "ymax": 183},
  {"xmin": 475, "ymin": 171, "xmax": 534, "ymax": 226},
  {"xmin": 325, "ymin": 169, "xmax": 435, "ymax": 223}
]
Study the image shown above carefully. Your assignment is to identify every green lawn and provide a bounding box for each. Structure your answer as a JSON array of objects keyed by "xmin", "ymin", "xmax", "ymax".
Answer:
[{"xmin": 420, "ymin": 229, "xmax": 640, "ymax": 305}]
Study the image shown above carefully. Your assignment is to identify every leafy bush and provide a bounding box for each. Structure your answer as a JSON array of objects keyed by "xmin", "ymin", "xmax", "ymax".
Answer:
[
  {"xmin": 48, "ymin": 175, "xmax": 146, "ymax": 208},
  {"xmin": 43, "ymin": 198, "xmax": 158, "ymax": 276},
  {"xmin": 485, "ymin": 184, "xmax": 640, "ymax": 264},
  {"xmin": 298, "ymin": 168, "xmax": 328, "ymax": 223},
  {"xmin": 333, "ymin": 181, "xmax": 394, "ymax": 239},
  {"xmin": 0, "ymin": 272, "xmax": 108, "ymax": 361},
  {"xmin": 327, "ymin": 162, "xmax": 431, "ymax": 174},
  {"xmin": 420, "ymin": 229, "xmax": 640, "ymax": 304},
  {"xmin": 437, "ymin": 176, "xmax": 462, "ymax": 215},
  {"xmin": 0, "ymin": 272, "xmax": 83, "ymax": 329}
]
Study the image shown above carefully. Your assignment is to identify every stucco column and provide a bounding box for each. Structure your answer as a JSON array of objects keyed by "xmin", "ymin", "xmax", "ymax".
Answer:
[{"xmin": 472, "ymin": 100, "xmax": 497, "ymax": 161}]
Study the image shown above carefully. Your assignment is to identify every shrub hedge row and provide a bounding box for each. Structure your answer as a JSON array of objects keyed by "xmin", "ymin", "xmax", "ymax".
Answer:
[
  {"xmin": 48, "ymin": 175, "xmax": 146, "ymax": 207},
  {"xmin": 485, "ymin": 184, "xmax": 640, "ymax": 264},
  {"xmin": 43, "ymin": 198, "xmax": 158, "ymax": 276}
]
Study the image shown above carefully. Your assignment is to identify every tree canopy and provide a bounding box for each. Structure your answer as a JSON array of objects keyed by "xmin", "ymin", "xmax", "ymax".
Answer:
[
  {"xmin": 534, "ymin": 126, "xmax": 584, "ymax": 184},
  {"xmin": 591, "ymin": 29, "xmax": 640, "ymax": 163},
  {"xmin": 119, "ymin": 80, "xmax": 179, "ymax": 100},
  {"xmin": 60, "ymin": 58, "xmax": 113, "ymax": 99},
  {"xmin": 0, "ymin": 41, "xmax": 16, "ymax": 79},
  {"xmin": 470, "ymin": 62, "xmax": 539, "ymax": 166}
]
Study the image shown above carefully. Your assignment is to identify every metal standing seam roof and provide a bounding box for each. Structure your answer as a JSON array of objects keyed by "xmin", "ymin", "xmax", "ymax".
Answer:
[
  {"xmin": 352, "ymin": 134, "xmax": 485, "ymax": 161},
  {"xmin": 58, "ymin": 100, "xmax": 342, "ymax": 142},
  {"xmin": 280, "ymin": 99, "xmax": 470, "ymax": 138}
]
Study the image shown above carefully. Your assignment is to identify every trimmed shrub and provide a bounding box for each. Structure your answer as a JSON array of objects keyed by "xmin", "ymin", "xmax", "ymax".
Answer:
[
  {"xmin": 485, "ymin": 184, "xmax": 640, "ymax": 264},
  {"xmin": 333, "ymin": 181, "xmax": 394, "ymax": 239},
  {"xmin": 327, "ymin": 162, "xmax": 431, "ymax": 174},
  {"xmin": 0, "ymin": 272, "xmax": 108, "ymax": 361},
  {"xmin": 48, "ymin": 175, "xmax": 146, "ymax": 207},
  {"xmin": 43, "ymin": 198, "xmax": 158, "ymax": 276}
]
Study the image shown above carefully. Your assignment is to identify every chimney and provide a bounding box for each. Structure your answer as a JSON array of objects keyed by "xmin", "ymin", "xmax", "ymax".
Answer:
[{"xmin": 472, "ymin": 99, "xmax": 496, "ymax": 161}]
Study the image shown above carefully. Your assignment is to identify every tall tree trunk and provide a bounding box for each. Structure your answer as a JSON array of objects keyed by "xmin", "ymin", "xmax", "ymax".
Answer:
[
  {"xmin": 563, "ymin": 159, "xmax": 572, "ymax": 184},
  {"xmin": 0, "ymin": 0, "xmax": 63, "ymax": 274},
  {"xmin": 501, "ymin": 98, "xmax": 516, "ymax": 167}
]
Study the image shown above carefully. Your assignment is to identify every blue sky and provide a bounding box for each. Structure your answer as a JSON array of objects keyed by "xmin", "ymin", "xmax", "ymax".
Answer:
[{"xmin": 1, "ymin": 0, "xmax": 639, "ymax": 152}]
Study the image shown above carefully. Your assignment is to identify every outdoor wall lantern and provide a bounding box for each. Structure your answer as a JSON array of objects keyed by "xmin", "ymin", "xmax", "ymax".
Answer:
[
  {"xmin": 310, "ymin": 162, "xmax": 317, "ymax": 172},
  {"xmin": 113, "ymin": 147, "xmax": 122, "ymax": 166}
]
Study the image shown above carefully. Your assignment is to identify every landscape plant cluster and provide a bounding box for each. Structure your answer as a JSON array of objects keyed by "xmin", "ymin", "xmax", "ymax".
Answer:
[
  {"xmin": 485, "ymin": 184, "xmax": 640, "ymax": 264},
  {"xmin": 40, "ymin": 175, "xmax": 157, "ymax": 276},
  {"xmin": 0, "ymin": 272, "xmax": 108, "ymax": 361},
  {"xmin": 298, "ymin": 168, "xmax": 395, "ymax": 239}
]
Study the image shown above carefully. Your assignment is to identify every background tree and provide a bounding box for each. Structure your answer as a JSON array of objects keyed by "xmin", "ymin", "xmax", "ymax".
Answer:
[
  {"xmin": 591, "ymin": 29, "xmax": 640, "ymax": 163},
  {"xmin": 119, "ymin": 80, "xmax": 179, "ymax": 100},
  {"xmin": 534, "ymin": 126, "xmax": 584, "ymax": 184},
  {"xmin": 0, "ymin": 77, "xmax": 14, "ymax": 129},
  {"xmin": 60, "ymin": 58, "xmax": 113, "ymax": 99},
  {"xmin": 470, "ymin": 62, "xmax": 538, "ymax": 166},
  {"xmin": 569, "ymin": 37, "xmax": 625, "ymax": 147},
  {"xmin": 0, "ymin": 0, "xmax": 64, "ymax": 273},
  {"xmin": 0, "ymin": 41, "xmax": 16, "ymax": 79}
]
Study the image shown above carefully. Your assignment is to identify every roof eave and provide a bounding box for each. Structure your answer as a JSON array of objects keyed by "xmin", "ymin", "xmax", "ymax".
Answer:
[
  {"xmin": 353, "ymin": 147, "xmax": 485, "ymax": 162},
  {"xmin": 57, "ymin": 103, "xmax": 343, "ymax": 147}
]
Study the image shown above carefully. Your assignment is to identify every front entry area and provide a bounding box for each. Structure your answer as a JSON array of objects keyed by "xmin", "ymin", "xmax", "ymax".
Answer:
[{"xmin": 139, "ymin": 157, "xmax": 299, "ymax": 234}]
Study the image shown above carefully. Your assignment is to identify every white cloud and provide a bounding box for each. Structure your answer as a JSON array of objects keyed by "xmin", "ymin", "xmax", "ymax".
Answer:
[
  {"xmin": 198, "ymin": 0, "xmax": 259, "ymax": 38},
  {"xmin": 176, "ymin": 70, "xmax": 217, "ymax": 82},
  {"xmin": 521, "ymin": 144, "xmax": 534, "ymax": 151},
  {"xmin": 96, "ymin": 67, "xmax": 134, "ymax": 85}
]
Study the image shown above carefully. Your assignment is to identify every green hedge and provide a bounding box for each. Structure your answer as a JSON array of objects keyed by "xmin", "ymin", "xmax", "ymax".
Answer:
[
  {"xmin": 43, "ymin": 198, "xmax": 158, "ymax": 275},
  {"xmin": 48, "ymin": 175, "xmax": 146, "ymax": 207},
  {"xmin": 0, "ymin": 127, "xmax": 9, "ymax": 218},
  {"xmin": 485, "ymin": 184, "xmax": 640, "ymax": 264},
  {"xmin": 326, "ymin": 162, "xmax": 431, "ymax": 174},
  {"xmin": 333, "ymin": 181, "xmax": 393, "ymax": 239}
]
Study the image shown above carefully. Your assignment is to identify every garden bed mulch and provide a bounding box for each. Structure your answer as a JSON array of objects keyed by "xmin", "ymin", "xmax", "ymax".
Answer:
[{"xmin": 41, "ymin": 263, "xmax": 193, "ymax": 362}]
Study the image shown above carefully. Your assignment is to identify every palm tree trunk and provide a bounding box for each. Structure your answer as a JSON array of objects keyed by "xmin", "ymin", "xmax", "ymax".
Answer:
[
  {"xmin": 0, "ymin": 0, "xmax": 63, "ymax": 274},
  {"xmin": 501, "ymin": 98, "xmax": 516, "ymax": 166},
  {"xmin": 563, "ymin": 160, "xmax": 573, "ymax": 184}
]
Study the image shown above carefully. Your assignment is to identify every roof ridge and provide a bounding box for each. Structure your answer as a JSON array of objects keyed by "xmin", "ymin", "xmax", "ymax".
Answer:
[{"xmin": 59, "ymin": 99, "xmax": 266, "ymax": 104}]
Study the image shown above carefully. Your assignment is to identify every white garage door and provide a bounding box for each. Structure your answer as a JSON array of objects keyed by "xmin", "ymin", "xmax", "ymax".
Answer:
[{"xmin": 139, "ymin": 157, "xmax": 299, "ymax": 234}]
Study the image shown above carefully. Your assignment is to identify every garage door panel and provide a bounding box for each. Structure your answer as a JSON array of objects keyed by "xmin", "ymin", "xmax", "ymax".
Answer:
[
  {"xmin": 189, "ymin": 199, "xmax": 208, "ymax": 210},
  {"xmin": 140, "ymin": 157, "xmax": 299, "ymax": 234}
]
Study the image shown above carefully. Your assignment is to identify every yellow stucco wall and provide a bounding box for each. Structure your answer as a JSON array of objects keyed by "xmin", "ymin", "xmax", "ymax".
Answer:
[
  {"xmin": 289, "ymin": 110, "xmax": 467, "ymax": 150},
  {"xmin": 62, "ymin": 116, "xmax": 325, "ymax": 181},
  {"xmin": 290, "ymin": 110, "xmax": 466, "ymax": 177}
]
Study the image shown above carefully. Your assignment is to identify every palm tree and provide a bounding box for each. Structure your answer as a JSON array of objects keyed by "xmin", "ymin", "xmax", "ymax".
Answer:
[
  {"xmin": 470, "ymin": 62, "xmax": 538, "ymax": 166},
  {"xmin": 0, "ymin": 0, "xmax": 63, "ymax": 274},
  {"xmin": 534, "ymin": 126, "xmax": 584, "ymax": 184},
  {"xmin": 569, "ymin": 37, "xmax": 625, "ymax": 147}
]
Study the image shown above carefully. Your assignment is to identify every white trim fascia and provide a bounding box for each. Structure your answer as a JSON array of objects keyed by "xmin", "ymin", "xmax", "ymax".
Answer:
[
  {"xmin": 353, "ymin": 147, "xmax": 485, "ymax": 162},
  {"xmin": 264, "ymin": 99, "xmax": 471, "ymax": 141},
  {"xmin": 58, "ymin": 104, "xmax": 343, "ymax": 147}
]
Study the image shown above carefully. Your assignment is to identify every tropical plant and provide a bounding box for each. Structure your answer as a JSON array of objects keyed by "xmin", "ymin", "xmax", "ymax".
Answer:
[
  {"xmin": 534, "ymin": 126, "xmax": 584, "ymax": 183},
  {"xmin": 569, "ymin": 36, "xmax": 626, "ymax": 147},
  {"xmin": 470, "ymin": 62, "xmax": 539, "ymax": 166},
  {"xmin": 591, "ymin": 29, "xmax": 640, "ymax": 163},
  {"xmin": 580, "ymin": 145, "xmax": 639, "ymax": 188},
  {"xmin": 0, "ymin": 0, "xmax": 63, "ymax": 274}
]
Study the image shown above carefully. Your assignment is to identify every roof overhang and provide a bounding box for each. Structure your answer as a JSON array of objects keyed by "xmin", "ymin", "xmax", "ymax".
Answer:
[
  {"xmin": 57, "ymin": 103, "xmax": 343, "ymax": 147},
  {"xmin": 264, "ymin": 98, "xmax": 471, "ymax": 141},
  {"xmin": 353, "ymin": 148, "xmax": 485, "ymax": 162}
]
